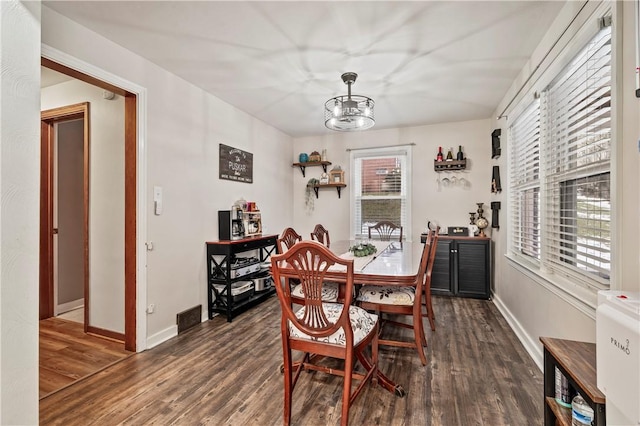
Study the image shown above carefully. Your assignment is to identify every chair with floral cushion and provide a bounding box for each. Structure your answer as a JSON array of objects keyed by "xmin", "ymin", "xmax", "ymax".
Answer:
[
  {"xmin": 356, "ymin": 232, "xmax": 438, "ymax": 366},
  {"xmin": 422, "ymin": 229, "xmax": 438, "ymax": 331},
  {"xmin": 277, "ymin": 227, "xmax": 339, "ymax": 303},
  {"xmin": 368, "ymin": 221, "xmax": 403, "ymax": 242},
  {"xmin": 271, "ymin": 241, "xmax": 379, "ymax": 426},
  {"xmin": 310, "ymin": 223, "xmax": 330, "ymax": 248}
]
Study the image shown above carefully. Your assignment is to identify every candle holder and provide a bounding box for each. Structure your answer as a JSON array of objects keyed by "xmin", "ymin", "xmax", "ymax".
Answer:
[
  {"xmin": 469, "ymin": 212, "xmax": 476, "ymax": 225},
  {"xmin": 475, "ymin": 202, "xmax": 489, "ymax": 237}
]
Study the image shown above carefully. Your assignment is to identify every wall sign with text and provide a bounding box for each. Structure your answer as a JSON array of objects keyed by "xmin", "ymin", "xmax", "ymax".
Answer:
[{"xmin": 219, "ymin": 144, "xmax": 253, "ymax": 183}]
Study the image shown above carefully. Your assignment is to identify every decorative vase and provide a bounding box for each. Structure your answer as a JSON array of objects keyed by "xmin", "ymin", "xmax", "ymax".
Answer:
[{"xmin": 299, "ymin": 153, "xmax": 308, "ymax": 163}]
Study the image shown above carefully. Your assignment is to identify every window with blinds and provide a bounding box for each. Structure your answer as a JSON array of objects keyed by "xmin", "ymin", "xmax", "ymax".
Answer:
[
  {"xmin": 543, "ymin": 22, "xmax": 611, "ymax": 284},
  {"xmin": 508, "ymin": 18, "xmax": 612, "ymax": 288},
  {"xmin": 351, "ymin": 147, "xmax": 411, "ymax": 240},
  {"xmin": 509, "ymin": 100, "xmax": 541, "ymax": 259}
]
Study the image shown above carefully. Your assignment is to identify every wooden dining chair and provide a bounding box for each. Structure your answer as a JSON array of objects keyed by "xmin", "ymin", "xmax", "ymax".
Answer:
[
  {"xmin": 271, "ymin": 241, "xmax": 379, "ymax": 426},
  {"xmin": 277, "ymin": 227, "xmax": 302, "ymax": 254},
  {"xmin": 422, "ymin": 228, "xmax": 438, "ymax": 331},
  {"xmin": 356, "ymin": 232, "xmax": 438, "ymax": 366},
  {"xmin": 310, "ymin": 223, "xmax": 330, "ymax": 248},
  {"xmin": 277, "ymin": 228, "xmax": 338, "ymax": 303},
  {"xmin": 368, "ymin": 220, "xmax": 403, "ymax": 242}
]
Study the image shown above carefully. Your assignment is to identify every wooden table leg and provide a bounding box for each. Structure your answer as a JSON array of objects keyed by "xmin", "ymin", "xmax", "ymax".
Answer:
[{"xmin": 356, "ymin": 352, "xmax": 406, "ymax": 397}]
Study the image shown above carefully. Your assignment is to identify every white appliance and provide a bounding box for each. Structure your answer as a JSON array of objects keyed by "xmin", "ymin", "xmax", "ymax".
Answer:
[{"xmin": 596, "ymin": 290, "xmax": 640, "ymax": 425}]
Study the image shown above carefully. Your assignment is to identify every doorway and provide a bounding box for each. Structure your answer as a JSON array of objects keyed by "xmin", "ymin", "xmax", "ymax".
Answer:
[
  {"xmin": 40, "ymin": 105, "xmax": 89, "ymax": 329},
  {"xmin": 41, "ymin": 58, "xmax": 138, "ymax": 352}
]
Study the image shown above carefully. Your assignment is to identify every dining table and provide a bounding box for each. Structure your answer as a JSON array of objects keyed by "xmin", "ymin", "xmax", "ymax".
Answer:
[{"xmin": 276, "ymin": 239, "xmax": 427, "ymax": 398}]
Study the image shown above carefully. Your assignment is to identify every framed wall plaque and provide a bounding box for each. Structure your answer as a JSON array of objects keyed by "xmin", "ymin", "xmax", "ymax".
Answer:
[{"xmin": 219, "ymin": 144, "xmax": 253, "ymax": 183}]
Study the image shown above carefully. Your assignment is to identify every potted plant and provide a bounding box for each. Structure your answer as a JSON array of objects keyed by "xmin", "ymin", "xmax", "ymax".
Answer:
[{"xmin": 305, "ymin": 178, "xmax": 319, "ymax": 212}]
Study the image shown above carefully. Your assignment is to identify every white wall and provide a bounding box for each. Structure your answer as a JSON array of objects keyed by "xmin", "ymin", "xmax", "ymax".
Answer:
[
  {"xmin": 0, "ymin": 1, "xmax": 40, "ymax": 424},
  {"xmin": 292, "ymin": 119, "xmax": 493, "ymax": 242},
  {"xmin": 42, "ymin": 81, "xmax": 126, "ymax": 332},
  {"xmin": 490, "ymin": 0, "xmax": 640, "ymax": 368},
  {"xmin": 41, "ymin": 6, "xmax": 294, "ymax": 346}
]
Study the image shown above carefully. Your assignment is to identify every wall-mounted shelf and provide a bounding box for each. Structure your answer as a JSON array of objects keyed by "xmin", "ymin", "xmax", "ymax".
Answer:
[
  {"xmin": 312, "ymin": 183, "xmax": 346, "ymax": 198},
  {"xmin": 434, "ymin": 159, "xmax": 467, "ymax": 171},
  {"xmin": 292, "ymin": 161, "xmax": 332, "ymax": 177}
]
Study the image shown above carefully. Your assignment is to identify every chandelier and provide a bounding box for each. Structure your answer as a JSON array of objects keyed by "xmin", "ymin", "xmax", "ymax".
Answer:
[{"xmin": 324, "ymin": 72, "xmax": 375, "ymax": 131}]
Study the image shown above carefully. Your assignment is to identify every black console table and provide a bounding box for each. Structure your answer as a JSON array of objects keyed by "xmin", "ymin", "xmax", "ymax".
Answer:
[
  {"xmin": 206, "ymin": 234, "xmax": 277, "ymax": 322},
  {"xmin": 421, "ymin": 234, "xmax": 492, "ymax": 299}
]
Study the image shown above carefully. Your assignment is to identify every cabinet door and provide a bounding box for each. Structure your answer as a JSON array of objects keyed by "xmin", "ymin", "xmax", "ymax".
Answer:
[
  {"xmin": 456, "ymin": 240, "xmax": 490, "ymax": 299},
  {"xmin": 431, "ymin": 239, "xmax": 453, "ymax": 295}
]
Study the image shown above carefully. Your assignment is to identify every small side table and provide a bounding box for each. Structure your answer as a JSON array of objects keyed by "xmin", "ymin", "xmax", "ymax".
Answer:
[{"xmin": 540, "ymin": 337, "xmax": 606, "ymax": 425}]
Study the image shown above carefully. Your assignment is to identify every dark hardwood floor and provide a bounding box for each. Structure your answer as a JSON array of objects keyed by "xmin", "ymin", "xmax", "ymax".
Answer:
[
  {"xmin": 39, "ymin": 317, "xmax": 133, "ymax": 399},
  {"xmin": 40, "ymin": 296, "xmax": 543, "ymax": 425}
]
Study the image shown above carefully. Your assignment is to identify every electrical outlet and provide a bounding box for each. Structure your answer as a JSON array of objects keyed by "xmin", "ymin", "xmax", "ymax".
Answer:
[{"xmin": 147, "ymin": 304, "xmax": 155, "ymax": 314}]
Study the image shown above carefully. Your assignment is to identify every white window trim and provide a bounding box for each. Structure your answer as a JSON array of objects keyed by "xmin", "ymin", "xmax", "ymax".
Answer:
[{"xmin": 349, "ymin": 145, "xmax": 412, "ymax": 241}]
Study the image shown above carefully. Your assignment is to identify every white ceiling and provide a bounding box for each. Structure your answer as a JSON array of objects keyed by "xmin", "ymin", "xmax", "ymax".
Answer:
[{"xmin": 43, "ymin": 1, "xmax": 565, "ymax": 138}]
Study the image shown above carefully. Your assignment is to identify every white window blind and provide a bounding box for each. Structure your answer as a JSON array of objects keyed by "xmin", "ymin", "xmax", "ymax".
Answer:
[
  {"xmin": 508, "ymin": 18, "xmax": 612, "ymax": 289},
  {"xmin": 351, "ymin": 147, "xmax": 411, "ymax": 240},
  {"xmin": 542, "ymin": 23, "xmax": 612, "ymax": 284},
  {"xmin": 509, "ymin": 100, "xmax": 541, "ymax": 259}
]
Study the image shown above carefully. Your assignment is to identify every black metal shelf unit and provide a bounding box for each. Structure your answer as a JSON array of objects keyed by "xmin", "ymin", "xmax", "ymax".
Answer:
[{"xmin": 206, "ymin": 234, "xmax": 278, "ymax": 322}]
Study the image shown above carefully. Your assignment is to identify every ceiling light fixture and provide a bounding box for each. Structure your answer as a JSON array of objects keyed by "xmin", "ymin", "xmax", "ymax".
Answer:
[{"xmin": 324, "ymin": 72, "xmax": 375, "ymax": 132}]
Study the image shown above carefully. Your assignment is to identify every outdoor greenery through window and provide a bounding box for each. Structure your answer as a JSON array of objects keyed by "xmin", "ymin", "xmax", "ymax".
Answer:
[
  {"xmin": 351, "ymin": 146, "xmax": 411, "ymax": 240},
  {"xmin": 509, "ymin": 17, "xmax": 612, "ymax": 288}
]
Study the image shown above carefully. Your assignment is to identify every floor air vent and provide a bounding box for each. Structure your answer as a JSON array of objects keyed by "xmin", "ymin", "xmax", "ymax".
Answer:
[{"xmin": 177, "ymin": 305, "xmax": 202, "ymax": 334}]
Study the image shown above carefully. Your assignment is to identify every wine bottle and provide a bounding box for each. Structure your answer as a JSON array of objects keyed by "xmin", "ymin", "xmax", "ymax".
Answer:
[
  {"xmin": 436, "ymin": 146, "xmax": 444, "ymax": 162},
  {"xmin": 457, "ymin": 145, "xmax": 464, "ymax": 160},
  {"xmin": 446, "ymin": 148, "xmax": 453, "ymax": 161}
]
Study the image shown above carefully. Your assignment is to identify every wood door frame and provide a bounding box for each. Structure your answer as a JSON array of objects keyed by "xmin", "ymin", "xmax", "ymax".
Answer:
[
  {"xmin": 40, "ymin": 103, "xmax": 90, "ymax": 327},
  {"xmin": 42, "ymin": 58, "xmax": 138, "ymax": 352}
]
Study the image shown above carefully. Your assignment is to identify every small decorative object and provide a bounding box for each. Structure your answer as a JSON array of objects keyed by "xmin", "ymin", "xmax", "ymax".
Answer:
[
  {"xmin": 491, "ymin": 201, "xmax": 501, "ymax": 229},
  {"xmin": 299, "ymin": 153, "xmax": 308, "ymax": 163},
  {"xmin": 319, "ymin": 172, "xmax": 329, "ymax": 184},
  {"xmin": 309, "ymin": 150, "xmax": 321, "ymax": 162},
  {"xmin": 492, "ymin": 166, "xmax": 502, "ymax": 193},
  {"xmin": 492, "ymin": 129, "xmax": 501, "ymax": 158},
  {"xmin": 469, "ymin": 212, "xmax": 476, "ymax": 225},
  {"xmin": 349, "ymin": 242, "xmax": 377, "ymax": 257},
  {"xmin": 475, "ymin": 202, "xmax": 489, "ymax": 237},
  {"xmin": 321, "ymin": 149, "xmax": 327, "ymax": 161},
  {"xmin": 329, "ymin": 166, "xmax": 344, "ymax": 183}
]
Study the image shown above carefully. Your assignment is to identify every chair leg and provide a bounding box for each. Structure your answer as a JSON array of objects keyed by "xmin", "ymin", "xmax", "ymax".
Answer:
[
  {"xmin": 422, "ymin": 293, "xmax": 436, "ymax": 331},
  {"xmin": 341, "ymin": 351, "xmax": 354, "ymax": 426},
  {"xmin": 282, "ymin": 346, "xmax": 293, "ymax": 426},
  {"xmin": 413, "ymin": 311, "xmax": 427, "ymax": 366}
]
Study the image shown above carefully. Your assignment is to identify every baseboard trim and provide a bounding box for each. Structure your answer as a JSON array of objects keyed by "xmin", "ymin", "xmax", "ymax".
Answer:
[
  {"xmin": 492, "ymin": 295, "xmax": 543, "ymax": 371},
  {"xmin": 146, "ymin": 325, "xmax": 177, "ymax": 349},
  {"xmin": 56, "ymin": 298, "xmax": 84, "ymax": 315},
  {"xmin": 87, "ymin": 325, "xmax": 125, "ymax": 343}
]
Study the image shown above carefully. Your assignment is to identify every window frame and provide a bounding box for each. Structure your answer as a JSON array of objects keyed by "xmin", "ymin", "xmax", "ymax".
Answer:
[
  {"xmin": 349, "ymin": 145, "xmax": 412, "ymax": 241},
  {"xmin": 505, "ymin": 5, "xmax": 616, "ymax": 314}
]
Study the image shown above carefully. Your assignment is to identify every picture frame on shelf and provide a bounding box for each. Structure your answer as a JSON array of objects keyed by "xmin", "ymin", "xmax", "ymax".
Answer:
[{"xmin": 329, "ymin": 169, "xmax": 344, "ymax": 183}]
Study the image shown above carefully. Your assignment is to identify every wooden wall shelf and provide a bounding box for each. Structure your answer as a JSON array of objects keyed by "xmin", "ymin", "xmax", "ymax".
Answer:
[
  {"xmin": 312, "ymin": 183, "xmax": 346, "ymax": 198},
  {"xmin": 434, "ymin": 159, "xmax": 467, "ymax": 171},
  {"xmin": 292, "ymin": 161, "xmax": 331, "ymax": 177}
]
